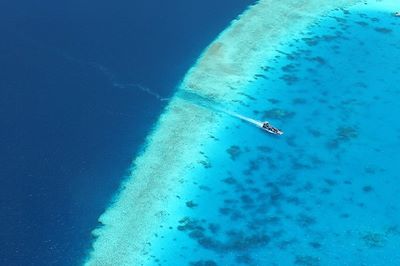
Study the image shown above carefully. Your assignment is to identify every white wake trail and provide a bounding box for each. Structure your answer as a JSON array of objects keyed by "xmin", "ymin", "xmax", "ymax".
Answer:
[
  {"xmin": 176, "ymin": 90, "xmax": 264, "ymax": 128},
  {"xmin": 219, "ymin": 109, "xmax": 264, "ymax": 128},
  {"xmin": 114, "ymin": 83, "xmax": 170, "ymax": 101}
]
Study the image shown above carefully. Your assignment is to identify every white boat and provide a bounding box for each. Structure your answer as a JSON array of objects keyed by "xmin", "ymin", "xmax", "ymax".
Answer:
[{"xmin": 260, "ymin": 121, "xmax": 284, "ymax": 135}]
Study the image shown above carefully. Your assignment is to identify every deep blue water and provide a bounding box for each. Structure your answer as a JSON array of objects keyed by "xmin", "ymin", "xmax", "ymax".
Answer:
[
  {"xmin": 0, "ymin": 1, "xmax": 254, "ymax": 265},
  {"xmin": 142, "ymin": 6, "xmax": 400, "ymax": 266}
]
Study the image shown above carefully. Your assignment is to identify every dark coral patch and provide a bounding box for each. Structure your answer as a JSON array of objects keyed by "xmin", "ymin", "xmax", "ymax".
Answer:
[
  {"xmin": 364, "ymin": 166, "xmax": 377, "ymax": 174},
  {"xmin": 222, "ymin": 176, "xmax": 237, "ymax": 185},
  {"xmin": 262, "ymin": 108, "xmax": 295, "ymax": 120},
  {"xmin": 238, "ymin": 92, "xmax": 257, "ymax": 101},
  {"xmin": 324, "ymin": 178, "xmax": 337, "ymax": 186},
  {"xmin": 302, "ymin": 37, "xmax": 320, "ymax": 46},
  {"xmin": 208, "ymin": 223, "xmax": 220, "ymax": 234},
  {"xmin": 190, "ymin": 260, "xmax": 218, "ymax": 266},
  {"xmin": 199, "ymin": 160, "xmax": 212, "ymax": 168},
  {"xmin": 327, "ymin": 126, "xmax": 358, "ymax": 149},
  {"xmin": 308, "ymin": 128, "xmax": 322, "ymax": 137},
  {"xmin": 362, "ymin": 185, "xmax": 374, "ymax": 193},
  {"xmin": 267, "ymin": 98, "xmax": 281, "ymax": 104},
  {"xmin": 294, "ymin": 255, "xmax": 320, "ymax": 266},
  {"xmin": 230, "ymin": 211, "xmax": 245, "ymax": 221},
  {"xmin": 243, "ymin": 157, "xmax": 265, "ymax": 175},
  {"xmin": 226, "ymin": 145, "xmax": 242, "ymax": 161},
  {"xmin": 309, "ymin": 241, "xmax": 322, "ymax": 249},
  {"xmin": 362, "ymin": 232, "xmax": 386, "ymax": 247},
  {"xmin": 321, "ymin": 34, "xmax": 340, "ymax": 42},
  {"xmin": 307, "ymin": 56, "xmax": 327, "ymax": 65},
  {"xmin": 320, "ymin": 188, "xmax": 331, "ymax": 194},
  {"xmin": 341, "ymin": 9, "xmax": 351, "ymax": 15},
  {"xmin": 186, "ymin": 201, "xmax": 198, "ymax": 208},
  {"xmin": 219, "ymin": 207, "xmax": 232, "ymax": 215},
  {"xmin": 254, "ymin": 74, "xmax": 268, "ymax": 80},
  {"xmin": 374, "ymin": 27, "xmax": 392, "ymax": 34},
  {"xmin": 303, "ymin": 182, "xmax": 314, "ymax": 191},
  {"xmin": 296, "ymin": 213, "xmax": 317, "ymax": 228},
  {"xmin": 355, "ymin": 21, "xmax": 369, "ymax": 27},
  {"xmin": 340, "ymin": 213, "xmax": 350, "ymax": 219},
  {"xmin": 240, "ymin": 194, "xmax": 254, "ymax": 205},
  {"xmin": 286, "ymin": 135, "xmax": 297, "ymax": 147},
  {"xmin": 354, "ymin": 81, "xmax": 368, "ymax": 88},
  {"xmin": 337, "ymin": 126, "xmax": 358, "ymax": 140},
  {"xmin": 325, "ymin": 139, "xmax": 339, "ymax": 150},
  {"xmin": 189, "ymin": 230, "xmax": 205, "ymax": 239},
  {"xmin": 282, "ymin": 64, "xmax": 297, "ymax": 73},
  {"xmin": 197, "ymin": 231, "xmax": 270, "ymax": 253},
  {"xmin": 330, "ymin": 16, "xmax": 347, "ymax": 23},
  {"xmin": 177, "ymin": 217, "xmax": 205, "ymax": 232},
  {"xmin": 280, "ymin": 74, "xmax": 299, "ymax": 85},
  {"xmin": 292, "ymin": 98, "xmax": 307, "ymax": 104},
  {"xmin": 261, "ymin": 65, "xmax": 272, "ymax": 71}
]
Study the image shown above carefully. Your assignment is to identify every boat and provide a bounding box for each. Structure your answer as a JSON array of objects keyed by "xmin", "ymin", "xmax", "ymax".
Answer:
[
  {"xmin": 261, "ymin": 121, "xmax": 284, "ymax": 135},
  {"xmin": 395, "ymin": 12, "xmax": 400, "ymax": 17}
]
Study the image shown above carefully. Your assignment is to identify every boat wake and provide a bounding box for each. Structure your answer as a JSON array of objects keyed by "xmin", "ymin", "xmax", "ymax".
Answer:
[
  {"xmin": 113, "ymin": 83, "xmax": 170, "ymax": 101},
  {"xmin": 176, "ymin": 90, "xmax": 266, "ymax": 129},
  {"xmin": 220, "ymin": 109, "xmax": 264, "ymax": 128}
]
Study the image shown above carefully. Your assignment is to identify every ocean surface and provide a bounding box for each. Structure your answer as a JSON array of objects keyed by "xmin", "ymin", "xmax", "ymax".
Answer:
[
  {"xmin": 142, "ymin": 4, "xmax": 400, "ymax": 265},
  {"xmin": 2, "ymin": 0, "xmax": 400, "ymax": 265},
  {"xmin": 0, "ymin": 1, "xmax": 254, "ymax": 265}
]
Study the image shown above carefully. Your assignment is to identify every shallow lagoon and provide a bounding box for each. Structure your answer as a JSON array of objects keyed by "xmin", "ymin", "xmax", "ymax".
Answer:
[{"xmin": 145, "ymin": 4, "xmax": 400, "ymax": 266}]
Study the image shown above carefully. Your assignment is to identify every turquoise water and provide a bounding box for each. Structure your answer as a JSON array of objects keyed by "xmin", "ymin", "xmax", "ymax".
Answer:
[{"xmin": 145, "ymin": 7, "xmax": 400, "ymax": 266}]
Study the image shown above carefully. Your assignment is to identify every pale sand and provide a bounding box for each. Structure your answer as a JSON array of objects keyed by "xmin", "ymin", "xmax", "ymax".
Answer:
[{"xmin": 84, "ymin": 1, "xmax": 365, "ymax": 265}]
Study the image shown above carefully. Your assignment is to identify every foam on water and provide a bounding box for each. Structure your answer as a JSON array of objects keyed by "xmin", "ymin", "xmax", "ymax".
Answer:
[{"xmin": 85, "ymin": 0, "xmax": 399, "ymax": 265}]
